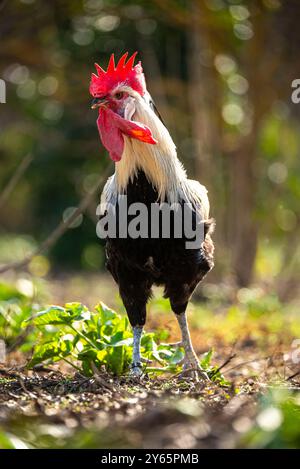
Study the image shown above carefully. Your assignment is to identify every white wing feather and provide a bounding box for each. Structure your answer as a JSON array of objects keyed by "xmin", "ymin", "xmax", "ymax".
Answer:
[{"xmin": 182, "ymin": 179, "xmax": 210, "ymax": 220}]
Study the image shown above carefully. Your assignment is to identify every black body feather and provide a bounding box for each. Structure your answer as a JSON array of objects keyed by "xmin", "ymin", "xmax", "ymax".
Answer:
[{"xmin": 103, "ymin": 170, "xmax": 214, "ymax": 326}]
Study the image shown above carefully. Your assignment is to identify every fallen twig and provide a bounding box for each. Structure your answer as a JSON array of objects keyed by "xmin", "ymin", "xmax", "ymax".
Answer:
[
  {"xmin": 0, "ymin": 163, "xmax": 113, "ymax": 274},
  {"xmin": 210, "ymin": 353, "xmax": 236, "ymax": 377},
  {"xmin": 0, "ymin": 153, "xmax": 33, "ymax": 210},
  {"xmin": 91, "ymin": 362, "xmax": 115, "ymax": 391},
  {"xmin": 224, "ymin": 356, "xmax": 269, "ymax": 373},
  {"xmin": 287, "ymin": 369, "xmax": 300, "ymax": 381},
  {"xmin": 18, "ymin": 377, "xmax": 37, "ymax": 399}
]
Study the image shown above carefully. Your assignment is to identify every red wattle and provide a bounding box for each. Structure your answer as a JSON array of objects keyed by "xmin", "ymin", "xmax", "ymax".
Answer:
[{"xmin": 97, "ymin": 107, "xmax": 157, "ymax": 162}]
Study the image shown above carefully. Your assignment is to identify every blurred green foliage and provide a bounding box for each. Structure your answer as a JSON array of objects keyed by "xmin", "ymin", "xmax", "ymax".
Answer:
[
  {"xmin": 0, "ymin": 280, "xmax": 40, "ymax": 351},
  {"xmin": 242, "ymin": 390, "xmax": 300, "ymax": 448},
  {"xmin": 0, "ymin": 0, "xmax": 299, "ymax": 289}
]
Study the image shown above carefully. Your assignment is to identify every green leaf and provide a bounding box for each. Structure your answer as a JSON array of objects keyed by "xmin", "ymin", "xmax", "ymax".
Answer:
[
  {"xmin": 157, "ymin": 348, "xmax": 173, "ymax": 358},
  {"xmin": 168, "ymin": 347, "xmax": 184, "ymax": 365},
  {"xmin": 59, "ymin": 335, "xmax": 74, "ymax": 354},
  {"xmin": 107, "ymin": 346, "xmax": 125, "ymax": 375},
  {"xmin": 77, "ymin": 348, "xmax": 98, "ymax": 361},
  {"xmin": 95, "ymin": 302, "xmax": 118, "ymax": 325},
  {"xmin": 65, "ymin": 302, "xmax": 86, "ymax": 315},
  {"xmin": 25, "ymin": 306, "xmax": 70, "ymax": 326},
  {"xmin": 28, "ymin": 340, "xmax": 66, "ymax": 367},
  {"xmin": 109, "ymin": 330, "xmax": 132, "ymax": 347},
  {"xmin": 141, "ymin": 333, "xmax": 156, "ymax": 351},
  {"xmin": 81, "ymin": 359, "xmax": 93, "ymax": 377},
  {"xmin": 65, "ymin": 302, "xmax": 91, "ymax": 321},
  {"xmin": 200, "ymin": 349, "xmax": 213, "ymax": 370},
  {"xmin": 96, "ymin": 349, "xmax": 107, "ymax": 362},
  {"xmin": 111, "ymin": 337, "xmax": 133, "ymax": 347},
  {"xmin": 0, "ymin": 431, "xmax": 28, "ymax": 449},
  {"xmin": 209, "ymin": 366, "xmax": 230, "ymax": 386},
  {"xmin": 0, "ymin": 283, "xmax": 26, "ymax": 301}
]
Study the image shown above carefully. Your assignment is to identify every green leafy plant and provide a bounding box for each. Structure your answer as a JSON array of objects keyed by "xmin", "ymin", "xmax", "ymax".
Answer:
[
  {"xmin": 0, "ymin": 429, "xmax": 29, "ymax": 449},
  {"xmin": 25, "ymin": 301, "xmax": 229, "ymax": 383},
  {"xmin": 25, "ymin": 302, "xmax": 180, "ymax": 376},
  {"xmin": 0, "ymin": 282, "xmax": 40, "ymax": 352},
  {"xmin": 199, "ymin": 349, "xmax": 231, "ymax": 386},
  {"xmin": 242, "ymin": 389, "xmax": 300, "ymax": 448}
]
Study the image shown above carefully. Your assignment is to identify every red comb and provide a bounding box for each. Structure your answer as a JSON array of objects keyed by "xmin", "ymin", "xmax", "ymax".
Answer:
[{"xmin": 90, "ymin": 52, "xmax": 146, "ymax": 98}]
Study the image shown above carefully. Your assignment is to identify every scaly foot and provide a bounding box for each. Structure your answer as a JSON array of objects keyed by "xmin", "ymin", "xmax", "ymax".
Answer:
[
  {"xmin": 129, "ymin": 362, "xmax": 143, "ymax": 378},
  {"xmin": 181, "ymin": 356, "xmax": 209, "ymax": 382}
]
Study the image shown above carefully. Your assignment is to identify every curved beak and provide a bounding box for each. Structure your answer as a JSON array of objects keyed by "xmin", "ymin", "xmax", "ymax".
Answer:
[{"xmin": 91, "ymin": 97, "xmax": 108, "ymax": 109}]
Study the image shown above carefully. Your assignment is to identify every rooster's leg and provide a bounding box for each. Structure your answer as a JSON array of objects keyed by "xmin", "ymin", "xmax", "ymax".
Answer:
[
  {"xmin": 176, "ymin": 312, "xmax": 208, "ymax": 381},
  {"xmin": 118, "ymin": 271, "xmax": 152, "ymax": 378},
  {"xmin": 130, "ymin": 325, "xmax": 143, "ymax": 377}
]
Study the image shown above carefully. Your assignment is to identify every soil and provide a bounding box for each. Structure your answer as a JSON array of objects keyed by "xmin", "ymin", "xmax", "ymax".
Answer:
[{"xmin": 1, "ymin": 345, "xmax": 299, "ymax": 449}]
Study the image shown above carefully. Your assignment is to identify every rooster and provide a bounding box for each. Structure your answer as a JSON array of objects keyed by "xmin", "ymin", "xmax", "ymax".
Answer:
[{"xmin": 90, "ymin": 52, "xmax": 214, "ymax": 379}]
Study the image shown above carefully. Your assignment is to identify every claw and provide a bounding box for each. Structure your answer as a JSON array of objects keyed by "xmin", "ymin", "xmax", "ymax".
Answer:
[
  {"xmin": 160, "ymin": 341, "xmax": 182, "ymax": 348},
  {"xmin": 180, "ymin": 359, "xmax": 209, "ymax": 382},
  {"xmin": 129, "ymin": 362, "xmax": 143, "ymax": 378}
]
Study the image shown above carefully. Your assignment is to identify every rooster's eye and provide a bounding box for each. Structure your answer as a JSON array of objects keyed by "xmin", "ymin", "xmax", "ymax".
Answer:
[{"xmin": 114, "ymin": 91, "xmax": 124, "ymax": 100}]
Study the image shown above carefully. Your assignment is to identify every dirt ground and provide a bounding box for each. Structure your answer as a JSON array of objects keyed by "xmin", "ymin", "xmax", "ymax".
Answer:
[
  {"xmin": 1, "ymin": 273, "xmax": 300, "ymax": 449},
  {"xmin": 1, "ymin": 343, "xmax": 299, "ymax": 449}
]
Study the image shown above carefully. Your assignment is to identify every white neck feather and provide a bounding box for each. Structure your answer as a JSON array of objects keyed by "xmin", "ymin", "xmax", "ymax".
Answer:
[
  {"xmin": 102, "ymin": 92, "xmax": 209, "ymax": 217},
  {"xmin": 114, "ymin": 96, "xmax": 188, "ymax": 203}
]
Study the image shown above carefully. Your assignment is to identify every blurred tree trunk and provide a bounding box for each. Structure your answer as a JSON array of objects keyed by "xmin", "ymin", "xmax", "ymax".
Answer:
[
  {"xmin": 187, "ymin": 1, "xmax": 279, "ymax": 286},
  {"xmin": 276, "ymin": 223, "xmax": 300, "ymax": 301},
  {"xmin": 186, "ymin": 1, "xmax": 215, "ymax": 186},
  {"xmin": 186, "ymin": 2, "xmax": 228, "ymax": 257},
  {"xmin": 227, "ymin": 6, "xmax": 277, "ymax": 287},
  {"xmin": 228, "ymin": 137, "xmax": 258, "ymax": 286}
]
